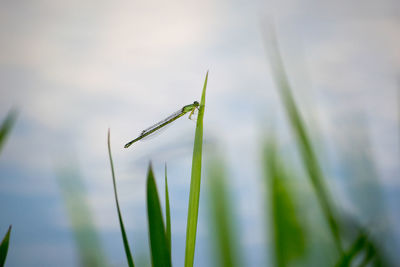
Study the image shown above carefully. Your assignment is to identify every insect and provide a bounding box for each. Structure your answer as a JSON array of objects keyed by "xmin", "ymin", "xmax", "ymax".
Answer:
[{"xmin": 124, "ymin": 101, "xmax": 199, "ymax": 148}]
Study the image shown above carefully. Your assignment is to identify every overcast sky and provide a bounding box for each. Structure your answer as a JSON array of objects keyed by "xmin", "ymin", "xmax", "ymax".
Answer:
[{"xmin": 0, "ymin": 0, "xmax": 399, "ymax": 266}]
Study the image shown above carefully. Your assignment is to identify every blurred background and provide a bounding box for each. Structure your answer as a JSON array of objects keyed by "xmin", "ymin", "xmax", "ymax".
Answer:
[{"xmin": 0, "ymin": 0, "xmax": 399, "ymax": 266}]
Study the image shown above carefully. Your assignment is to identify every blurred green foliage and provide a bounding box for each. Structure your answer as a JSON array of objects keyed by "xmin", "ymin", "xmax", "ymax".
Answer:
[
  {"xmin": 207, "ymin": 156, "xmax": 242, "ymax": 267},
  {"xmin": 0, "ymin": 110, "xmax": 17, "ymax": 267},
  {"xmin": 263, "ymin": 139, "xmax": 306, "ymax": 267},
  {"xmin": 57, "ymin": 166, "xmax": 108, "ymax": 267},
  {"xmin": 0, "ymin": 109, "xmax": 17, "ymax": 154}
]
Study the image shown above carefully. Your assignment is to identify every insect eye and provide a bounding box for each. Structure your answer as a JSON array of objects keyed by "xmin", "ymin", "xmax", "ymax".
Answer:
[{"xmin": 194, "ymin": 101, "xmax": 199, "ymax": 106}]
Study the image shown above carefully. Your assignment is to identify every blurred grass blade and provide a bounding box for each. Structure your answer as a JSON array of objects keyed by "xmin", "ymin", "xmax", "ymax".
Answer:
[
  {"xmin": 107, "ymin": 129, "xmax": 135, "ymax": 267},
  {"xmin": 185, "ymin": 71, "xmax": 208, "ymax": 267},
  {"xmin": 165, "ymin": 164, "xmax": 171, "ymax": 252},
  {"xmin": 57, "ymin": 166, "xmax": 108, "ymax": 266},
  {"xmin": 0, "ymin": 109, "xmax": 17, "ymax": 153},
  {"xmin": 263, "ymin": 139, "xmax": 306, "ymax": 267},
  {"xmin": 0, "ymin": 226, "xmax": 11, "ymax": 267},
  {"xmin": 359, "ymin": 241, "xmax": 379, "ymax": 267},
  {"xmin": 264, "ymin": 27, "xmax": 343, "ymax": 253},
  {"xmin": 0, "ymin": 111, "xmax": 16, "ymax": 265},
  {"xmin": 208, "ymin": 156, "xmax": 241, "ymax": 267},
  {"xmin": 336, "ymin": 227, "xmax": 389, "ymax": 267},
  {"xmin": 335, "ymin": 232, "xmax": 368, "ymax": 267},
  {"xmin": 147, "ymin": 164, "xmax": 172, "ymax": 267}
]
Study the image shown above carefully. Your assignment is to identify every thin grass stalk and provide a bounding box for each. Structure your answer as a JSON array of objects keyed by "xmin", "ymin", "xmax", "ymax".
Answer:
[{"xmin": 107, "ymin": 129, "xmax": 135, "ymax": 267}]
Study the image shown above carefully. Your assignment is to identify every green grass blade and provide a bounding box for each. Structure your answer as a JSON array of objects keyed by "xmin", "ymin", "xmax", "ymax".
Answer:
[
  {"xmin": 107, "ymin": 129, "xmax": 135, "ymax": 267},
  {"xmin": 0, "ymin": 109, "xmax": 17, "ymax": 153},
  {"xmin": 264, "ymin": 28, "xmax": 343, "ymax": 253},
  {"xmin": 335, "ymin": 225, "xmax": 389, "ymax": 267},
  {"xmin": 165, "ymin": 164, "xmax": 171, "ymax": 253},
  {"xmin": 0, "ymin": 226, "xmax": 11, "ymax": 267},
  {"xmin": 184, "ymin": 71, "xmax": 208, "ymax": 267},
  {"xmin": 147, "ymin": 163, "xmax": 172, "ymax": 267},
  {"xmin": 358, "ymin": 241, "xmax": 381, "ymax": 267},
  {"xmin": 336, "ymin": 233, "xmax": 367, "ymax": 267},
  {"xmin": 263, "ymin": 139, "xmax": 306, "ymax": 267},
  {"xmin": 207, "ymin": 156, "xmax": 241, "ymax": 267}
]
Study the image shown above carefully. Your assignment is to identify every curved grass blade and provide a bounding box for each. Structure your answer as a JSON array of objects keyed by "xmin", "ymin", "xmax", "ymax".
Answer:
[
  {"xmin": 0, "ymin": 226, "xmax": 12, "ymax": 267},
  {"xmin": 264, "ymin": 27, "xmax": 343, "ymax": 254},
  {"xmin": 147, "ymin": 164, "xmax": 172, "ymax": 267},
  {"xmin": 0, "ymin": 109, "xmax": 17, "ymax": 153},
  {"xmin": 107, "ymin": 129, "xmax": 135, "ymax": 267},
  {"xmin": 184, "ymin": 71, "xmax": 208, "ymax": 267},
  {"xmin": 165, "ymin": 164, "xmax": 171, "ymax": 252}
]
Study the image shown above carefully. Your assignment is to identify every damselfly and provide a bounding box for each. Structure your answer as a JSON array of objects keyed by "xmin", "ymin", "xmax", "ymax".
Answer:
[{"xmin": 124, "ymin": 101, "xmax": 199, "ymax": 148}]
